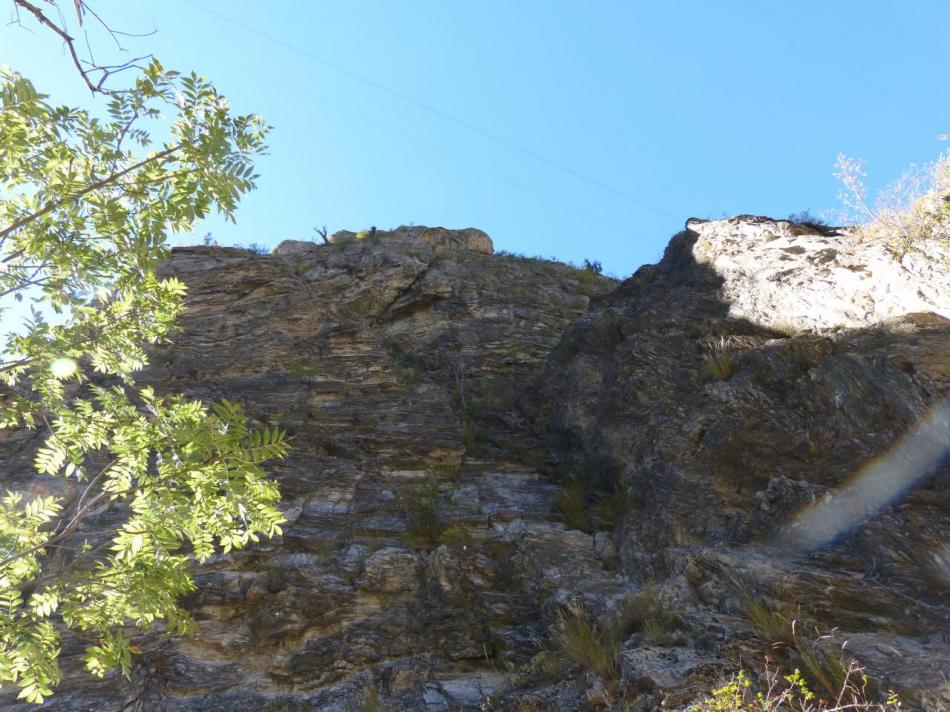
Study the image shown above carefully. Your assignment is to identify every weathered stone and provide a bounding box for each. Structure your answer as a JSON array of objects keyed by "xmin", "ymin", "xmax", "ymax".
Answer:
[{"xmin": 1, "ymin": 219, "xmax": 946, "ymax": 710}]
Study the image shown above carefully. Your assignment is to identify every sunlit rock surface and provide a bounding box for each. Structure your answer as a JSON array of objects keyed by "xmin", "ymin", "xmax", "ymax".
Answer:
[{"xmin": 0, "ymin": 220, "xmax": 946, "ymax": 710}]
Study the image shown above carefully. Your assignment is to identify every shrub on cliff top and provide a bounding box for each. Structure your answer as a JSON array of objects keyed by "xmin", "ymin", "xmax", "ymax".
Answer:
[{"xmin": 834, "ymin": 149, "xmax": 950, "ymax": 256}]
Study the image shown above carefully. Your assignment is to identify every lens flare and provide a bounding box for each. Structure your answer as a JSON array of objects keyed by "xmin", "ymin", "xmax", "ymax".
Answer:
[
  {"xmin": 50, "ymin": 357, "xmax": 77, "ymax": 379},
  {"xmin": 778, "ymin": 398, "xmax": 950, "ymax": 556}
]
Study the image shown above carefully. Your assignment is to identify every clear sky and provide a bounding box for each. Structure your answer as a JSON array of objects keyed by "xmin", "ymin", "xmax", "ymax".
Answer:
[{"xmin": 2, "ymin": 1, "xmax": 948, "ymax": 277}]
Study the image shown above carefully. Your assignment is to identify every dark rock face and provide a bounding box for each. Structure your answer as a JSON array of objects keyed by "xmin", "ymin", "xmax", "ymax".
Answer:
[
  {"xmin": 533, "ymin": 219, "xmax": 949, "ymax": 707},
  {"xmin": 0, "ymin": 221, "xmax": 947, "ymax": 710}
]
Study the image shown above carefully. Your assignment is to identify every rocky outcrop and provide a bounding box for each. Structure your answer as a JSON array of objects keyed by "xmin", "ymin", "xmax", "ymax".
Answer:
[
  {"xmin": 0, "ymin": 220, "xmax": 947, "ymax": 710},
  {"xmin": 533, "ymin": 217, "xmax": 949, "ymax": 708}
]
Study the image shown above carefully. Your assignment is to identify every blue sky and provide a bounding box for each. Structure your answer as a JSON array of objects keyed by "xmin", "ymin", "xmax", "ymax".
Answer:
[{"xmin": 2, "ymin": 1, "xmax": 947, "ymax": 277}]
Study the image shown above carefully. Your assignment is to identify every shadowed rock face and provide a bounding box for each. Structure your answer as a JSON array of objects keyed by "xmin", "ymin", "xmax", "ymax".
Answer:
[
  {"xmin": 0, "ymin": 221, "xmax": 947, "ymax": 710},
  {"xmin": 532, "ymin": 218, "xmax": 949, "ymax": 707}
]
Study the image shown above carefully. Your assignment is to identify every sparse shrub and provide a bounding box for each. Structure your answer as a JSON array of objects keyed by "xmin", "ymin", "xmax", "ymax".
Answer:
[
  {"xmin": 834, "ymin": 149, "xmax": 950, "ymax": 256},
  {"xmin": 691, "ymin": 659, "xmax": 901, "ymax": 711},
  {"xmin": 247, "ymin": 242, "xmax": 270, "ymax": 254},
  {"xmin": 355, "ymin": 226, "xmax": 379, "ymax": 242},
  {"xmin": 397, "ymin": 478, "xmax": 443, "ymax": 549},
  {"xmin": 438, "ymin": 523, "xmax": 476, "ymax": 553},
  {"xmin": 705, "ymin": 336, "xmax": 737, "ymax": 381},
  {"xmin": 583, "ymin": 258, "xmax": 603, "ymax": 274},
  {"xmin": 554, "ymin": 601, "xmax": 621, "ymax": 679},
  {"xmin": 329, "ymin": 232, "xmax": 357, "ymax": 249},
  {"xmin": 787, "ymin": 210, "xmax": 828, "ymax": 227}
]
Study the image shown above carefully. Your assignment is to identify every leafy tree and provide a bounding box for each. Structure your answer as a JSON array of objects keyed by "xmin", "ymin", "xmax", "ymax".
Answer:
[{"xmin": 0, "ymin": 61, "xmax": 287, "ymax": 703}]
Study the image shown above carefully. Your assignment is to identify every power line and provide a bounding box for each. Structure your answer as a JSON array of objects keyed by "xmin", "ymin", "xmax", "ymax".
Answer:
[
  {"xmin": 748, "ymin": 1, "xmax": 943, "ymax": 136},
  {"xmin": 92, "ymin": 0, "xmax": 655, "ymax": 241},
  {"xmin": 179, "ymin": 0, "xmax": 678, "ymax": 221}
]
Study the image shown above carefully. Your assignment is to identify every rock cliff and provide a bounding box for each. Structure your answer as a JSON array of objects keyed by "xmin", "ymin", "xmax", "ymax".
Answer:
[{"xmin": 0, "ymin": 221, "xmax": 947, "ymax": 711}]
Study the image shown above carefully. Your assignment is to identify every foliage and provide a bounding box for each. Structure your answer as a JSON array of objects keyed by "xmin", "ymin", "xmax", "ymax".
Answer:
[
  {"xmin": 0, "ymin": 62, "xmax": 287, "ymax": 702},
  {"xmin": 582, "ymin": 258, "xmax": 603, "ymax": 274},
  {"xmin": 787, "ymin": 210, "xmax": 828, "ymax": 227},
  {"xmin": 834, "ymin": 149, "xmax": 950, "ymax": 256},
  {"xmin": 691, "ymin": 660, "xmax": 901, "ymax": 711},
  {"xmin": 397, "ymin": 478, "xmax": 442, "ymax": 549},
  {"xmin": 553, "ymin": 601, "xmax": 620, "ymax": 679}
]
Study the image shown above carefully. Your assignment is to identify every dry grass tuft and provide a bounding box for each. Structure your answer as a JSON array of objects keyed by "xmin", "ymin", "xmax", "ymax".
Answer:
[{"xmin": 554, "ymin": 601, "xmax": 621, "ymax": 679}]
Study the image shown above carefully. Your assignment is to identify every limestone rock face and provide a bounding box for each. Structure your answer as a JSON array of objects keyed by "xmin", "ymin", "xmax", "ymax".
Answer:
[
  {"xmin": 534, "ymin": 218, "xmax": 949, "ymax": 707},
  {"xmin": 0, "ymin": 227, "xmax": 621, "ymax": 711},
  {"xmin": 686, "ymin": 216, "xmax": 949, "ymax": 332},
  {"xmin": 0, "ymin": 219, "xmax": 947, "ymax": 710}
]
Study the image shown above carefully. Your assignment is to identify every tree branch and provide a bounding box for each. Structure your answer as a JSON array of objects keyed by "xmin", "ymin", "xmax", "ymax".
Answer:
[
  {"xmin": 11, "ymin": 0, "xmax": 98, "ymax": 94},
  {"xmin": 0, "ymin": 144, "xmax": 180, "ymax": 242}
]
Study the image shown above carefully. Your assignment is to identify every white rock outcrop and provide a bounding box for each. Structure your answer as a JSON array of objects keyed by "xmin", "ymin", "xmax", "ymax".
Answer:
[{"xmin": 688, "ymin": 216, "xmax": 948, "ymax": 332}]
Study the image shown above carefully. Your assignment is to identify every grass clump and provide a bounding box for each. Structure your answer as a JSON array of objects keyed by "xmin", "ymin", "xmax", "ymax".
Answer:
[
  {"xmin": 705, "ymin": 336, "xmax": 737, "ymax": 381},
  {"xmin": 735, "ymin": 586, "xmax": 870, "ymax": 703},
  {"xmin": 554, "ymin": 601, "xmax": 621, "ymax": 679},
  {"xmin": 553, "ymin": 476, "xmax": 631, "ymax": 533},
  {"xmin": 553, "ymin": 479, "xmax": 593, "ymax": 532},
  {"xmin": 742, "ymin": 595, "xmax": 793, "ymax": 647}
]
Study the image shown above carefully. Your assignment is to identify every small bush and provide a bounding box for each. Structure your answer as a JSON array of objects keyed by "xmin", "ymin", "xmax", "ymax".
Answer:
[
  {"xmin": 834, "ymin": 149, "xmax": 950, "ymax": 256},
  {"xmin": 397, "ymin": 479, "xmax": 442, "ymax": 549},
  {"xmin": 787, "ymin": 210, "xmax": 828, "ymax": 227},
  {"xmin": 438, "ymin": 523, "xmax": 475, "ymax": 553},
  {"xmin": 691, "ymin": 659, "xmax": 901, "ymax": 711},
  {"xmin": 554, "ymin": 601, "xmax": 621, "ymax": 679},
  {"xmin": 583, "ymin": 258, "xmax": 603, "ymax": 274}
]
